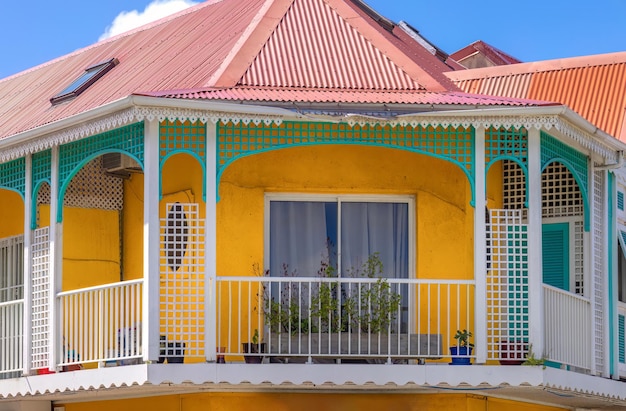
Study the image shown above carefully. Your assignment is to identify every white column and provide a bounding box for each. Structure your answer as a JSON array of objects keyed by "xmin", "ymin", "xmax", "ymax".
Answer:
[
  {"xmin": 473, "ymin": 125, "xmax": 487, "ymax": 364},
  {"xmin": 22, "ymin": 155, "xmax": 32, "ymax": 375},
  {"xmin": 205, "ymin": 122, "xmax": 217, "ymax": 362},
  {"xmin": 587, "ymin": 159, "xmax": 597, "ymax": 375},
  {"xmin": 48, "ymin": 147, "xmax": 61, "ymax": 370},
  {"xmin": 526, "ymin": 127, "xmax": 544, "ymax": 357},
  {"xmin": 143, "ymin": 119, "xmax": 161, "ymax": 362}
]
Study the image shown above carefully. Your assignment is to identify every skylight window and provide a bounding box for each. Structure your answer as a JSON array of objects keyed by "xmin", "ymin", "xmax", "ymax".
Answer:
[{"xmin": 50, "ymin": 58, "xmax": 119, "ymax": 105}]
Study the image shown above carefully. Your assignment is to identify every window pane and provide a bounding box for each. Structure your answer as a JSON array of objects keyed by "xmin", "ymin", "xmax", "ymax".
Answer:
[
  {"xmin": 269, "ymin": 201, "xmax": 337, "ymax": 277},
  {"xmin": 340, "ymin": 202, "xmax": 408, "ymax": 279}
]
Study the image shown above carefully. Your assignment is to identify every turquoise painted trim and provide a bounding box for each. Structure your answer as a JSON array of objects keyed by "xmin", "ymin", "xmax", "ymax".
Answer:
[
  {"xmin": 159, "ymin": 150, "xmax": 206, "ymax": 203},
  {"xmin": 609, "ymin": 171, "xmax": 616, "ymax": 376},
  {"xmin": 485, "ymin": 155, "xmax": 529, "ymax": 207},
  {"xmin": 541, "ymin": 132, "xmax": 589, "ymax": 231},
  {"xmin": 541, "ymin": 158, "xmax": 591, "ymax": 232},
  {"xmin": 56, "ymin": 149, "xmax": 144, "ymax": 222},
  {"xmin": 542, "ymin": 222, "xmax": 570, "ymax": 290},
  {"xmin": 31, "ymin": 180, "xmax": 51, "ymax": 230},
  {"xmin": 216, "ymin": 122, "xmax": 476, "ymax": 205},
  {"xmin": 0, "ymin": 157, "xmax": 26, "ymax": 199}
]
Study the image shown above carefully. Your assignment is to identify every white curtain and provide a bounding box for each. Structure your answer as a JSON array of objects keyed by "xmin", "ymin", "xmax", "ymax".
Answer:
[{"xmin": 270, "ymin": 200, "xmax": 408, "ymax": 279}]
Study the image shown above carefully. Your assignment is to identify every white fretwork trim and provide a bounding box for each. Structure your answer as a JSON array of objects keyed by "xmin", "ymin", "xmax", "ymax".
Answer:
[
  {"xmin": 347, "ymin": 114, "xmax": 616, "ymax": 160},
  {"xmin": 0, "ymin": 106, "xmax": 285, "ymax": 163},
  {"xmin": 0, "ymin": 109, "xmax": 616, "ymax": 163}
]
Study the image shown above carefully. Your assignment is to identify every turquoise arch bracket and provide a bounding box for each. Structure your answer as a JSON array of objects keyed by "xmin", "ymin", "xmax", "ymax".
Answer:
[
  {"xmin": 215, "ymin": 121, "xmax": 476, "ymax": 204},
  {"xmin": 57, "ymin": 122, "xmax": 145, "ymax": 222},
  {"xmin": 0, "ymin": 157, "xmax": 26, "ymax": 199},
  {"xmin": 159, "ymin": 120, "xmax": 207, "ymax": 202},
  {"xmin": 31, "ymin": 149, "xmax": 51, "ymax": 229},
  {"xmin": 541, "ymin": 131, "xmax": 590, "ymax": 231}
]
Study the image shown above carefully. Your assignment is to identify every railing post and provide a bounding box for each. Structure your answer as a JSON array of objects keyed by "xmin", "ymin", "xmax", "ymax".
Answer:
[
  {"xmin": 205, "ymin": 122, "xmax": 217, "ymax": 362},
  {"xmin": 143, "ymin": 119, "xmax": 160, "ymax": 363},
  {"xmin": 473, "ymin": 125, "xmax": 487, "ymax": 364},
  {"xmin": 527, "ymin": 127, "xmax": 544, "ymax": 357}
]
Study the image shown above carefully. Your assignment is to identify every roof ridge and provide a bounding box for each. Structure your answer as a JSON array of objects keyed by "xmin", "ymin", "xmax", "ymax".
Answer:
[
  {"xmin": 446, "ymin": 51, "xmax": 626, "ymax": 80},
  {"xmin": 207, "ymin": 0, "xmax": 295, "ymax": 87}
]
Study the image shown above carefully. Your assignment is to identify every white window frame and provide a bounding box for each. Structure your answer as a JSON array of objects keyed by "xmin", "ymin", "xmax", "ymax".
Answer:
[{"xmin": 264, "ymin": 193, "xmax": 416, "ymax": 279}]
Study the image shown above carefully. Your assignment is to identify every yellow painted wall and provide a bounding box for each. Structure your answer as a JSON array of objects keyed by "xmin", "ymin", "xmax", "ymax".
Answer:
[
  {"xmin": 62, "ymin": 206, "xmax": 121, "ymax": 290},
  {"xmin": 59, "ymin": 392, "xmax": 566, "ymax": 411},
  {"xmin": 218, "ymin": 144, "xmax": 475, "ymax": 344},
  {"xmin": 0, "ymin": 189, "xmax": 24, "ymax": 238},
  {"xmin": 123, "ymin": 173, "xmax": 144, "ymax": 280}
]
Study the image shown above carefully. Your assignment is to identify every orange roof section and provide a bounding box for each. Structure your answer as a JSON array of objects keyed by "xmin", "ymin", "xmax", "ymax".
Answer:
[
  {"xmin": 0, "ymin": 0, "xmax": 546, "ymax": 141},
  {"xmin": 449, "ymin": 40, "xmax": 522, "ymax": 68},
  {"xmin": 446, "ymin": 52, "xmax": 626, "ymax": 140}
]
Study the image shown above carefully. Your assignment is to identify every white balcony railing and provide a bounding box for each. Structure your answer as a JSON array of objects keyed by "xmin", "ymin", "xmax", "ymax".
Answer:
[
  {"xmin": 0, "ymin": 299, "xmax": 23, "ymax": 377},
  {"xmin": 57, "ymin": 280, "xmax": 143, "ymax": 368},
  {"xmin": 217, "ymin": 276, "xmax": 474, "ymax": 363},
  {"xmin": 543, "ymin": 284, "xmax": 591, "ymax": 370}
]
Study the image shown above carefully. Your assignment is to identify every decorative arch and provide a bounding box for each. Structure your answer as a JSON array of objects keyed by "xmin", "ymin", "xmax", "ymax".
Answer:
[
  {"xmin": 57, "ymin": 123, "xmax": 144, "ymax": 222},
  {"xmin": 216, "ymin": 120, "xmax": 476, "ymax": 202},
  {"xmin": 159, "ymin": 120, "xmax": 207, "ymax": 201},
  {"xmin": 541, "ymin": 132, "xmax": 590, "ymax": 230},
  {"xmin": 31, "ymin": 150, "xmax": 51, "ymax": 229}
]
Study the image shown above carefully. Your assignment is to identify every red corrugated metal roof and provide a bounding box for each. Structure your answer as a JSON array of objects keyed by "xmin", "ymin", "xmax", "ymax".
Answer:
[
  {"xmin": 446, "ymin": 52, "xmax": 626, "ymax": 140},
  {"xmin": 143, "ymin": 86, "xmax": 556, "ymax": 106},
  {"xmin": 0, "ymin": 0, "xmax": 540, "ymax": 142},
  {"xmin": 450, "ymin": 40, "xmax": 522, "ymax": 68},
  {"xmin": 241, "ymin": 0, "xmax": 422, "ymax": 90}
]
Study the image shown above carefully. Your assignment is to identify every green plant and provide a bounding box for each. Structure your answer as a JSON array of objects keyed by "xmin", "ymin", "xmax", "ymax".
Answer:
[
  {"xmin": 344, "ymin": 253, "xmax": 403, "ymax": 334},
  {"xmin": 453, "ymin": 329, "xmax": 473, "ymax": 347},
  {"xmin": 251, "ymin": 329, "xmax": 259, "ymax": 345},
  {"xmin": 522, "ymin": 344, "xmax": 546, "ymax": 368}
]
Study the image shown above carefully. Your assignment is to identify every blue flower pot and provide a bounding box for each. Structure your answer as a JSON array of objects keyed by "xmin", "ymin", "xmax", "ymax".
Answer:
[{"xmin": 450, "ymin": 346, "xmax": 473, "ymax": 365}]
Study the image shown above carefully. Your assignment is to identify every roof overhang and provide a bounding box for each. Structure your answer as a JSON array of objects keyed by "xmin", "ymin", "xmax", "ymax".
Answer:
[{"xmin": 1, "ymin": 95, "xmax": 625, "ymax": 168}]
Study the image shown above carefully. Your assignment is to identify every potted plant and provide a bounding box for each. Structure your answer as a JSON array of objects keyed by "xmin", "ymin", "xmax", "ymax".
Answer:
[
  {"xmin": 242, "ymin": 329, "xmax": 266, "ymax": 364},
  {"xmin": 450, "ymin": 329, "xmax": 473, "ymax": 365}
]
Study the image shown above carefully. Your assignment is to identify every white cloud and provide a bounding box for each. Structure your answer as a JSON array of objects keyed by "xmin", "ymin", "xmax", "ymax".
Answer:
[{"xmin": 99, "ymin": 0, "xmax": 199, "ymax": 41}]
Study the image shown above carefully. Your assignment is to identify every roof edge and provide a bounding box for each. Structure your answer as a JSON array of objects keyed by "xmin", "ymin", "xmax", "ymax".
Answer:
[{"xmin": 445, "ymin": 50, "xmax": 626, "ymax": 81}]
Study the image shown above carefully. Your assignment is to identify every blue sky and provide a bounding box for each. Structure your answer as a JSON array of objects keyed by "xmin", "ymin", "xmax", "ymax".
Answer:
[{"xmin": 1, "ymin": 0, "xmax": 625, "ymax": 79}]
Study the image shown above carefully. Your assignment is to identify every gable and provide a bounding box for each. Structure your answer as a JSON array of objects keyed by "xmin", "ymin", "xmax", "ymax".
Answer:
[{"xmin": 239, "ymin": 0, "xmax": 424, "ymax": 91}]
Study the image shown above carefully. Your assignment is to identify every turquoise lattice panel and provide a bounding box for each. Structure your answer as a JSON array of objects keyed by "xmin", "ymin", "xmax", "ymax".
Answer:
[
  {"xmin": 541, "ymin": 132, "xmax": 587, "ymax": 194},
  {"xmin": 619, "ymin": 314, "xmax": 625, "ymax": 364},
  {"xmin": 217, "ymin": 120, "xmax": 475, "ymax": 184},
  {"xmin": 32, "ymin": 150, "xmax": 51, "ymax": 189},
  {"xmin": 0, "ymin": 157, "xmax": 26, "ymax": 198},
  {"xmin": 541, "ymin": 131, "xmax": 589, "ymax": 230},
  {"xmin": 485, "ymin": 126, "xmax": 528, "ymax": 165},
  {"xmin": 159, "ymin": 120, "xmax": 206, "ymax": 162},
  {"xmin": 59, "ymin": 122, "xmax": 144, "ymax": 188}
]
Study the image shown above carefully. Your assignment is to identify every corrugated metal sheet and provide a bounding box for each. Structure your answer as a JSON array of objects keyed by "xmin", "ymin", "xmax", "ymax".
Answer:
[
  {"xmin": 147, "ymin": 86, "xmax": 554, "ymax": 106},
  {"xmin": 446, "ymin": 52, "xmax": 626, "ymax": 140},
  {"xmin": 0, "ymin": 0, "xmax": 269, "ymax": 140},
  {"xmin": 241, "ymin": 0, "xmax": 422, "ymax": 90}
]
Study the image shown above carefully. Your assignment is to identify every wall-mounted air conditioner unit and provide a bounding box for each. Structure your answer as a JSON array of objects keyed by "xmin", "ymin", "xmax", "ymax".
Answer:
[{"xmin": 102, "ymin": 152, "xmax": 141, "ymax": 174}]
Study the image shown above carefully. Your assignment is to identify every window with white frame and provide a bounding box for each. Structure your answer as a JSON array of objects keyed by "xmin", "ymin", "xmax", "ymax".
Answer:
[
  {"xmin": 267, "ymin": 195, "xmax": 412, "ymax": 279},
  {"xmin": 266, "ymin": 195, "xmax": 413, "ymax": 331}
]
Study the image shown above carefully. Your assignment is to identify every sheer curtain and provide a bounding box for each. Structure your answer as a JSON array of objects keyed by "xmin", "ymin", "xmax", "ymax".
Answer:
[{"xmin": 269, "ymin": 200, "xmax": 408, "ymax": 279}]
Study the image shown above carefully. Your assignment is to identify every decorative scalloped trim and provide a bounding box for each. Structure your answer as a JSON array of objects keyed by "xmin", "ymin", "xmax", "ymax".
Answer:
[
  {"xmin": 0, "ymin": 108, "xmax": 617, "ymax": 163},
  {"xmin": 0, "ymin": 107, "xmax": 285, "ymax": 163}
]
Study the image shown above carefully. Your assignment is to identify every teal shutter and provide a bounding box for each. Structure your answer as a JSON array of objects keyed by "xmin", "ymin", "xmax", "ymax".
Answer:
[
  {"xmin": 542, "ymin": 223, "xmax": 569, "ymax": 290},
  {"xmin": 619, "ymin": 191, "xmax": 624, "ymax": 211},
  {"xmin": 617, "ymin": 315, "xmax": 626, "ymax": 364}
]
